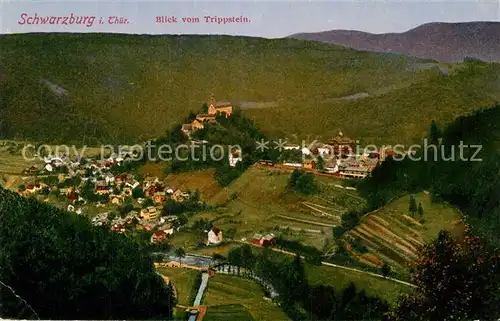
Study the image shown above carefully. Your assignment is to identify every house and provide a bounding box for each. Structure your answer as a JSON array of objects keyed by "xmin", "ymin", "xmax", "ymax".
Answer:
[
  {"xmin": 25, "ymin": 184, "xmax": 41, "ymax": 194},
  {"xmin": 191, "ymin": 119, "xmax": 205, "ymax": 131},
  {"xmin": 283, "ymin": 162, "xmax": 302, "ymax": 168},
  {"xmin": 104, "ymin": 173, "xmax": 115, "ymax": 185},
  {"xmin": 158, "ymin": 224, "xmax": 174, "ymax": 235},
  {"xmin": 67, "ymin": 204, "xmax": 75, "ymax": 212},
  {"xmin": 140, "ymin": 206, "xmax": 159, "ymax": 220},
  {"xmin": 114, "ymin": 173, "xmax": 131, "ymax": 185},
  {"xmin": 95, "ymin": 186, "xmax": 111, "ymax": 195},
  {"xmin": 303, "ymin": 159, "xmax": 316, "ymax": 170},
  {"xmin": 172, "ymin": 189, "xmax": 189, "ymax": 202},
  {"xmin": 252, "ymin": 233, "xmax": 275, "ymax": 247},
  {"xmin": 283, "ymin": 144, "xmax": 301, "ymax": 150},
  {"xmin": 324, "ymin": 162, "xmax": 339, "ymax": 174},
  {"xmin": 145, "ymin": 185, "xmax": 159, "ymax": 197},
  {"xmin": 111, "ymin": 195, "xmax": 124, "ymax": 205},
  {"xmin": 154, "ymin": 191, "xmax": 167, "ymax": 204},
  {"xmin": 111, "ymin": 223, "xmax": 126, "ymax": 233},
  {"xmin": 315, "ymin": 145, "xmax": 331, "ymax": 158},
  {"xmin": 67, "ymin": 191, "xmax": 79, "ymax": 202},
  {"xmin": 181, "ymin": 124, "xmax": 193, "ymax": 137},
  {"xmin": 151, "ymin": 230, "xmax": 167, "ymax": 244},
  {"xmin": 123, "ymin": 186, "xmax": 133, "ymax": 196},
  {"xmin": 258, "ymin": 160, "xmax": 274, "ymax": 166},
  {"xmin": 329, "ymin": 131, "xmax": 356, "ymax": 155},
  {"xmin": 126, "ymin": 180, "xmax": 140, "ymax": 190},
  {"xmin": 229, "ymin": 149, "xmax": 242, "ymax": 167},
  {"xmin": 195, "ymin": 114, "xmax": 217, "ymax": 123},
  {"xmin": 207, "ymin": 227, "xmax": 222, "ymax": 245},
  {"xmin": 338, "ymin": 166, "xmax": 371, "ymax": 179},
  {"xmin": 144, "ymin": 176, "xmax": 160, "ymax": 186}
]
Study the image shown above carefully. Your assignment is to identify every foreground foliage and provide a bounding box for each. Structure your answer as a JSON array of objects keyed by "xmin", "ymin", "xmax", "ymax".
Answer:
[
  {"xmin": 0, "ymin": 187, "xmax": 175, "ymax": 319},
  {"xmin": 390, "ymin": 229, "xmax": 500, "ymax": 320}
]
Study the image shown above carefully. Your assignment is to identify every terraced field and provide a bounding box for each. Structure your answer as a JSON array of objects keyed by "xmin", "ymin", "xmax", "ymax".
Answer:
[
  {"xmin": 203, "ymin": 274, "xmax": 290, "ymax": 321},
  {"xmin": 347, "ymin": 193, "xmax": 462, "ymax": 271}
]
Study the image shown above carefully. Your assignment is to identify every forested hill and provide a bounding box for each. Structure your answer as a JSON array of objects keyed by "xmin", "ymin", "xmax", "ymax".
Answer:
[
  {"xmin": 358, "ymin": 104, "xmax": 500, "ymax": 246},
  {"xmin": 2, "ymin": 33, "xmax": 500, "ymax": 145},
  {"xmin": 0, "ymin": 186, "xmax": 174, "ymax": 320}
]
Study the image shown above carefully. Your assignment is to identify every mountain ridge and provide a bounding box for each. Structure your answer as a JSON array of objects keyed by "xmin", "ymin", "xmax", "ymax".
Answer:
[{"xmin": 288, "ymin": 21, "xmax": 500, "ymax": 62}]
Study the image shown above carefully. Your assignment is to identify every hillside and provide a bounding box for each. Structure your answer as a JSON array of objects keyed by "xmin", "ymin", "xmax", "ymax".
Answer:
[
  {"xmin": 0, "ymin": 186, "xmax": 175, "ymax": 319},
  {"xmin": 246, "ymin": 60, "xmax": 500, "ymax": 144},
  {"xmin": 0, "ymin": 32, "xmax": 451, "ymax": 144},
  {"xmin": 289, "ymin": 22, "xmax": 500, "ymax": 63},
  {"xmin": 347, "ymin": 193, "xmax": 462, "ymax": 272}
]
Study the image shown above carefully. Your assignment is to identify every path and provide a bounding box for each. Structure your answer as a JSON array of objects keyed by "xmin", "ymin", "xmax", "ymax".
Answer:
[
  {"xmin": 275, "ymin": 214, "xmax": 337, "ymax": 227},
  {"xmin": 187, "ymin": 272, "xmax": 209, "ymax": 321},
  {"xmin": 238, "ymin": 242, "xmax": 417, "ymax": 288}
]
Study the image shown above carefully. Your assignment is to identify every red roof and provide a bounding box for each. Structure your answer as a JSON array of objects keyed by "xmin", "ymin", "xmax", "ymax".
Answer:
[{"xmin": 154, "ymin": 230, "xmax": 166, "ymax": 237}]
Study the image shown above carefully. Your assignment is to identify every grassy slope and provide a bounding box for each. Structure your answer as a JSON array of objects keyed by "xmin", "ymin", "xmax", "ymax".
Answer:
[
  {"xmin": 163, "ymin": 169, "xmax": 222, "ymax": 201},
  {"xmin": 203, "ymin": 274, "xmax": 290, "ymax": 321},
  {"xmin": 204, "ymin": 304, "xmax": 255, "ymax": 321},
  {"xmin": 157, "ymin": 268, "xmax": 201, "ymax": 306},
  {"xmin": 347, "ymin": 192, "xmax": 463, "ymax": 272},
  {"xmin": 1, "ymin": 33, "xmax": 450, "ymax": 144},
  {"xmin": 246, "ymin": 61, "xmax": 500, "ymax": 145},
  {"xmin": 171, "ymin": 166, "xmax": 364, "ymax": 251},
  {"xmin": 306, "ymin": 264, "xmax": 410, "ymax": 305}
]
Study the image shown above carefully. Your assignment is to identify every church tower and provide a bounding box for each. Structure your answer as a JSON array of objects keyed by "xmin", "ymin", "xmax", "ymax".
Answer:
[{"xmin": 208, "ymin": 93, "xmax": 216, "ymax": 115}]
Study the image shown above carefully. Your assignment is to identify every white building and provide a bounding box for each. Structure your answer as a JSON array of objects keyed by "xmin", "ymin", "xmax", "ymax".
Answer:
[{"xmin": 207, "ymin": 228, "xmax": 222, "ymax": 245}]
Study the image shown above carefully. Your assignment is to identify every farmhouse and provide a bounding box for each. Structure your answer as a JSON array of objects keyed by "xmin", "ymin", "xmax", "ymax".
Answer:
[
  {"xmin": 252, "ymin": 233, "xmax": 275, "ymax": 247},
  {"xmin": 25, "ymin": 184, "xmax": 41, "ymax": 194},
  {"xmin": 151, "ymin": 230, "xmax": 167, "ymax": 244},
  {"xmin": 207, "ymin": 227, "xmax": 222, "ymax": 245},
  {"xmin": 303, "ymin": 159, "xmax": 316, "ymax": 170}
]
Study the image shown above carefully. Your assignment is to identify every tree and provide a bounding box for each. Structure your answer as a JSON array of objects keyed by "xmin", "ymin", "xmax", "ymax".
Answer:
[
  {"xmin": 174, "ymin": 247, "xmax": 186, "ymax": 267},
  {"xmin": 18, "ymin": 185, "xmax": 26, "ymax": 191},
  {"xmin": 132, "ymin": 187, "xmax": 144, "ymax": 199},
  {"xmin": 429, "ymin": 120, "xmax": 441, "ymax": 146},
  {"xmin": 288, "ymin": 169, "xmax": 302, "ymax": 188},
  {"xmin": 381, "ymin": 263, "xmax": 391, "ymax": 277},
  {"xmin": 142, "ymin": 198, "xmax": 154, "ymax": 208},
  {"xmin": 408, "ymin": 194, "xmax": 417, "ymax": 216},
  {"xmin": 389, "ymin": 229, "xmax": 500, "ymax": 321},
  {"xmin": 227, "ymin": 247, "xmax": 242, "ymax": 276},
  {"xmin": 294, "ymin": 172, "xmax": 318, "ymax": 195},
  {"xmin": 417, "ymin": 202, "xmax": 424, "ymax": 218},
  {"xmin": 0, "ymin": 186, "xmax": 175, "ymax": 320},
  {"xmin": 202, "ymin": 103, "xmax": 209, "ymax": 113},
  {"xmin": 316, "ymin": 156, "xmax": 325, "ymax": 171}
]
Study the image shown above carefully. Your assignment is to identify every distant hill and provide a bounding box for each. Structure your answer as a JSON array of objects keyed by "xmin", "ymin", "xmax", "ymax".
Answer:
[
  {"xmin": 289, "ymin": 22, "xmax": 500, "ymax": 63},
  {"xmin": 0, "ymin": 32, "xmax": 499, "ymax": 145},
  {"xmin": 0, "ymin": 33, "xmax": 440, "ymax": 144}
]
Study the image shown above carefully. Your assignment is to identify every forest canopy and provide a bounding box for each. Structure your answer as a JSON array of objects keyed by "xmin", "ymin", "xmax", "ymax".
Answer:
[{"xmin": 0, "ymin": 187, "xmax": 175, "ymax": 320}]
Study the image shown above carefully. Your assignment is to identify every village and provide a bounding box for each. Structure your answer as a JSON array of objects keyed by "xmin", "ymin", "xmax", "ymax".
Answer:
[{"xmin": 13, "ymin": 95, "xmax": 397, "ymax": 249}]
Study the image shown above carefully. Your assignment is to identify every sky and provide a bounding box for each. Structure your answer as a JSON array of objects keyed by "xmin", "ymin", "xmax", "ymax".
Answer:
[{"xmin": 0, "ymin": 0, "xmax": 499, "ymax": 38}]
